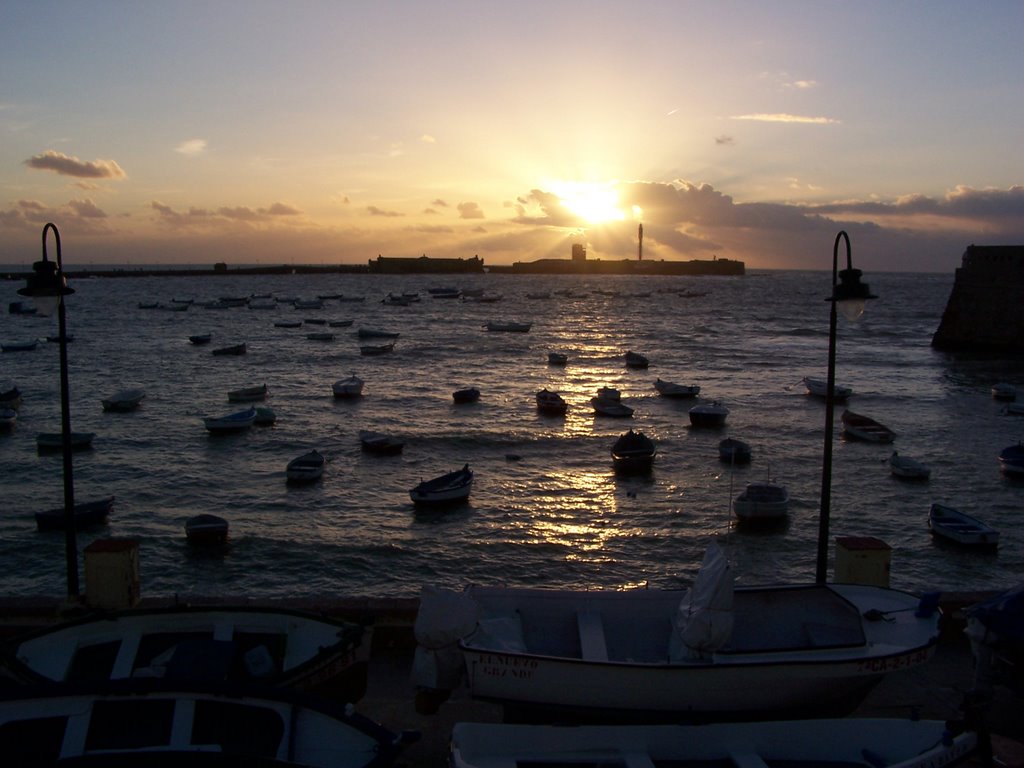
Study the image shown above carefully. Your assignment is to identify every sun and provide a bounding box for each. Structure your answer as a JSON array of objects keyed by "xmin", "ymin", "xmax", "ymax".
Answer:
[{"xmin": 550, "ymin": 181, "xmax": 626, "ymax": 224}]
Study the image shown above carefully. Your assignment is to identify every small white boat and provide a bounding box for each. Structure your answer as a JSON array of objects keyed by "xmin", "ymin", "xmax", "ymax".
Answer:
[
  {"xmin": 610, "ymin": 429, "xmax": 656, "ymax": 472},
  {"xmin": 357, "ymin": 327, "xmax": 400, "ymax": 339},
  {"xmin": 287, "ymin": 450, "xmax": 326, "ymax": 483},
  {"xmin": 101, "ymin": 388, "xmax": 146, "ymax": 412},
  {"xmin": 889, "ymin": 451, "xmax": 931, "ymax": 479},
  {"xmin": 413, "ymin": 542, "xmax": 941, "ymax": 718},
  {"xmin": 718, "ymin": 437, "xmax": 752, "ymax": 464},
  {"xmin": 450, "ymin": 719, "xmax": 977, "ymax": 768},
  {"xmin": 359, "ymin": 430, "xmax": 404, "ymax": 455},
  {"xmin": 536, "ymin": 388, "xmax": 567, "ymax": 415},
  {"xmin": 227, "ymin": 383, "xmax": 268, "ymax": 402},
  {"xmin": 841, "ymin": 409, "xmax": 896, "ymax": 442},
  {"xmin": 624, "ymin": 350, "xmax": 649, "ymax": 369},
  {"xmin": 654, "ymin": 377, "xmax": 700, "ymax": 398},
  {"xmin": 734, "ymin": 481, "xmax": 789, "ymax": 521},
  {"xmin": 803, "ymin": 375, "xmax": 852, "ymax": 400},
  {"xmin": 929, "ymin": 503, "xmax": 999, "ymax": 548},
  {"xmin": 202, "ymin": 407, "xmax": 257, "ymax": 433},
  {"xmin": 360, "ymin": 341, "xmax": 395, "ymax": 355},
  {"xmin": 333, "ymin": 374, "xmax": 365, "ymax": 398},
  {"xmin": 0, "ymin": 685, "xmax": 407, "ymax": 768},
  {"xmin": 36, "ymin": 431, "xmax": 95, "ymax": 451},
  {"xmin": 591, "ymin": 397, "xmax": 634, "ymax": 417},
  {"xmin": 689, "ymin": 401, "xmax": 729, "ymax": 427},
  {"xmin": 483, "ymin": 321, "xmax": 531, "ymax": 332},
  {"xmin": 185, "ymin": 513, "xmax": 229, "ymax": 544},
  {"xmin": 410, "ymin": 464, "xmax": 473, "ymax": 506}
]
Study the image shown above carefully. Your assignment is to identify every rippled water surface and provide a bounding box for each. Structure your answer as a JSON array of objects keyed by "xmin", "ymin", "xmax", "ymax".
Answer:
[{"xmin": 2, "ymin": 269, "xmax": 1022, "ymax": 599}]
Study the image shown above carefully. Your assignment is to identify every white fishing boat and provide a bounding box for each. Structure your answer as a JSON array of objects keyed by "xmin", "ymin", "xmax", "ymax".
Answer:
[
  {"xmin": 733, "ymin": 481, "xmax": 789, "ymax": 521},
  {"xmin": 286, "ymin": 450, "xmax": 326, "ymax": 483},
  {"xmin": 202, "ymin": 407, "xmax": 257, "ymax": 433},
  {"xmin": 889, "ymin": 451, "xmax": 931, "ymax": 480},
  {"xmin": 359, "ymin": 430, "xmax": 404, "ymax": 455},
  {"xmin": 227, "ymin": 383, "xmax": 268, "ymax": 402},
  {"xmin": 410, "ymin": 464, "xmax": 473, "ymax": 506},
  {"xmin": 333, "ymin": 374, "xmax": 365, "ymax": 398},
  {"xmin": 413, "ymin": 542, "xmax": 940, "ymax": 719},
  {"xmin": 536, "ymin": 389, "xmax": 568, "ymax": 415},
  {"xmin": 688, "ymin": 401, "xmax": 729, "ymax": 427},
  {"xmin": 610, "ymin": 429, "xmax": 656, "ymax": 472},
  {"xmin": 803, "ymin": 376, "xmax": 853, "ymax": 400},
  {"xmin": 0, "ymin": 685, "xmax": 408, "ymax": 767},
  {"xmin": 928, "ymin": 503, "xmax": 999, "ymax": 548},
  {"xmin": 450, "ymin": 719, "xmax": 977, "ymax": 768},
  {"xmin": 101, "ymin": 388, "xmax": 146, "ymax": 412},
  {"xmin": 1, "ymin": 604, "xmax": 373, "ymax": 699},
  {"xmin": 654, "ymin": 378, "xmax": 700, "ymax": 398}
]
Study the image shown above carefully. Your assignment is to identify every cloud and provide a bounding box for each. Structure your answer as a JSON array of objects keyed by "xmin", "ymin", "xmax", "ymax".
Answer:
[
  {"xmin": 788, "ymin": 79, "xmax": 817, "ymax": 89},
  {"xmin": 67, "ymin": 198, "xmax": 107, "ymax": 218},
  {"xmin": 265, "ymin": 202, "xmax": 301, "ymax": 216},
  {"xmin": 715, "ymin": 135, "xmax": 735, "ymax": 146},
  {"xmin": 420, "ymin": 134, "xmax": 436, "ymax": 143},
  {"xmin": 731, "ymin": 113, "xmax": 839, "ymax": 124},
  {"xmin": 24, "ymin": 150, "xmax": 126, "ymax": 179},
  {"xmin": 150, "ymin": 200, "xmax": 303, "ymax": 228},
  {"xmin": 367, "ymin": 206, "xmax": 403, "ymax": 217},
  {"xmin": 175, "ymin": 139, "xmax": 207, "ymax": 156},
  {"xmin": 432, "ymin": 199, "xmax": 448, "ymax": 207},
  {"xmin": 457, "ymin": 201, "xmax": 484, "ymax": 219}
]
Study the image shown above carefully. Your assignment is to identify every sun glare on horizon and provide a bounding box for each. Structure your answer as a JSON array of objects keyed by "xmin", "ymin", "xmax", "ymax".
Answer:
[{"xmin": 551, "ymin": 181, "xmax": 627, "ymax": 224}]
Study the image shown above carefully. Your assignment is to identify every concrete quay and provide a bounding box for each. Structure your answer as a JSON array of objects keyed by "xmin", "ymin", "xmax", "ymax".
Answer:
[{"xmin": 1, "ymin": 593, "xmax": 1022, "ymax": 768}]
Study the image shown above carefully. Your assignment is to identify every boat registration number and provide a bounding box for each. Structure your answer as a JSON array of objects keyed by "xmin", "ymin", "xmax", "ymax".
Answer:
[{"xmin": 855, "ymin": 648, "xmax": 931, "ymax": 673}]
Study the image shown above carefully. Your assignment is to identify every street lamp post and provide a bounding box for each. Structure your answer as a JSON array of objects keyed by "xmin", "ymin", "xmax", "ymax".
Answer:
[
  {"xmin": 18, "ymin": 223, "xmax": 80, "ymax": 598},
  {"xmin": 815, "ymin": 230, "xmax": 876, "ymax": 585}
]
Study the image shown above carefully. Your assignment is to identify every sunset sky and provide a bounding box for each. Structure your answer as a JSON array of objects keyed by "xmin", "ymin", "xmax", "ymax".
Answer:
[{"xmin": 3, "ymin": 1, "xmax": 1023, "ymax": 272}]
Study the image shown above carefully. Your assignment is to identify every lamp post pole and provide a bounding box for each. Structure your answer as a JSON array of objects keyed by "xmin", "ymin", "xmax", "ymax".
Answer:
[
  {"xmin": 815, "ymin": 231, "xmax": 875, "ymax": 585},
  {"xmin": 19, "ymin": 224, "xmax": 79, "ymax": 598}
]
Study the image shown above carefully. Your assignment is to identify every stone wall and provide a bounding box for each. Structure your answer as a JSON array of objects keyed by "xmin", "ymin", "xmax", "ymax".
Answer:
[{"xmin": 932, "ymin": 245, "xmax": 1024, "ymax": 353}]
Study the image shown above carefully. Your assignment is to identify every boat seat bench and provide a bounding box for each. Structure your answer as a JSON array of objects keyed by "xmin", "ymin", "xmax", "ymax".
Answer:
[{"xmin": 576, "ymin": 610, "xmax": 609, "ymax": 661}]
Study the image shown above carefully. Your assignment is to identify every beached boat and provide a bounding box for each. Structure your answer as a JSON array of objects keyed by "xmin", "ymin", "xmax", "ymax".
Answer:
[
  {"xmin": 803, "ymin": 376, "xmax": 852, "ymax": 400},
  {"xmin": 718, "ymin": 437, "xmax": 752, "ymax": 464},
  {"xmin": 410, "ymin": 464, "xmax": 473, "ymax": 506},
  {"xmin": 0, "ymin": 381, "xmax": 22, "ymax": 410},
  {"xmin": 202, "ymin": 407, "xmax": 257, "ymax": 433},
  {"xmin": 688, "ymin": 401, "xmax": 729, "ymax": 427},
  {"xmin": 101, "ymin": 388, "xmax": 146, "ymax": 412},
  {"xmin": 211, "ymin": 342, "xmax": 246, "ymax": 356},
  {"xmin": 413, "ymin": 542, "xmax": 941, "ymax": 719},
  {"xmin": 483, "ymin": 321, "xmax": 531, "ymax": 332},
  {"xmin": 547, "ymin": 351, "xmax": 567, "ymax": 365},
  {"xmin": 841, "ymin": 409, "xmax": 896, "ymax": 443},
  {"xmin": 35, "ymin": 496, "xmax": 114, "ymax": 531},
  {"xmin": 449, "ymin": 719, "xmax": 977, "ymax": 768},
  {"xmin": 286, "ymin": 450, "xmax": 326, "ymax": 484},
  {"xmin": 0, "ymin": 684, "xmax": 408, "ymax": 768},
  {"xmin": 889, "ymin": 451, "xmax": 931, "ymax": 479},
  {"xmin": 536, "ymin": 389, "xmax": 568, "ymax": 415},
  {"xmin": 185, "ymin": 513, "xmax": 229, "ymax": 544},
  {"xmin": 733, "ymin": 481, "xmax": 789, "ymax": 521},
  {"xmin": 333, "ymin": 374, "xmax": 365, "ymax": 398},
  {"xmin": 357, "ymin": 327, "xmax": 400, "ymax": 339},
  {"xmin": 360, "ymin": 341, "xmax": 395, "ymax": 355},
  {"xmin": 998, "ymin": 442, "xmax": 1024, "ymax": 476},
  {"xmin": 928, "ymin": 503, "xmax": 999, "ymax": 548},
  {"xmin": 359, "ymin": 430, "xmax": 404, "ymax": 455},
  {"xmin": 36, "ymin": 431, "xmax": 95, "ymax": 452},
  {"xmin": 453, "ymin": 387, "xmax": 481, "ymax": 404},
  {"xmin": 228, "ymin": 383, "xmax": 268, "ymax": 402},
  {"xmin": 624, "ymin": 350, "xmax": 649, "ymax": 369},
  {"xmin": 1, "ymin": 340, "xmax": 38, "ymax": 352},
  {"xmin": 654, "ymin": 378, "xmax": 700, "ymax": 398},
  {"xmin": 0, "ymin": 605, "xmax": 373, "ymax": 700},
  {"xmin": 188, "ymin": 332, "xmax": 212, "ymax": 345},
  {"xmin": 610, "ymin": 429, "xmax": 656, "ymax": 472}
]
